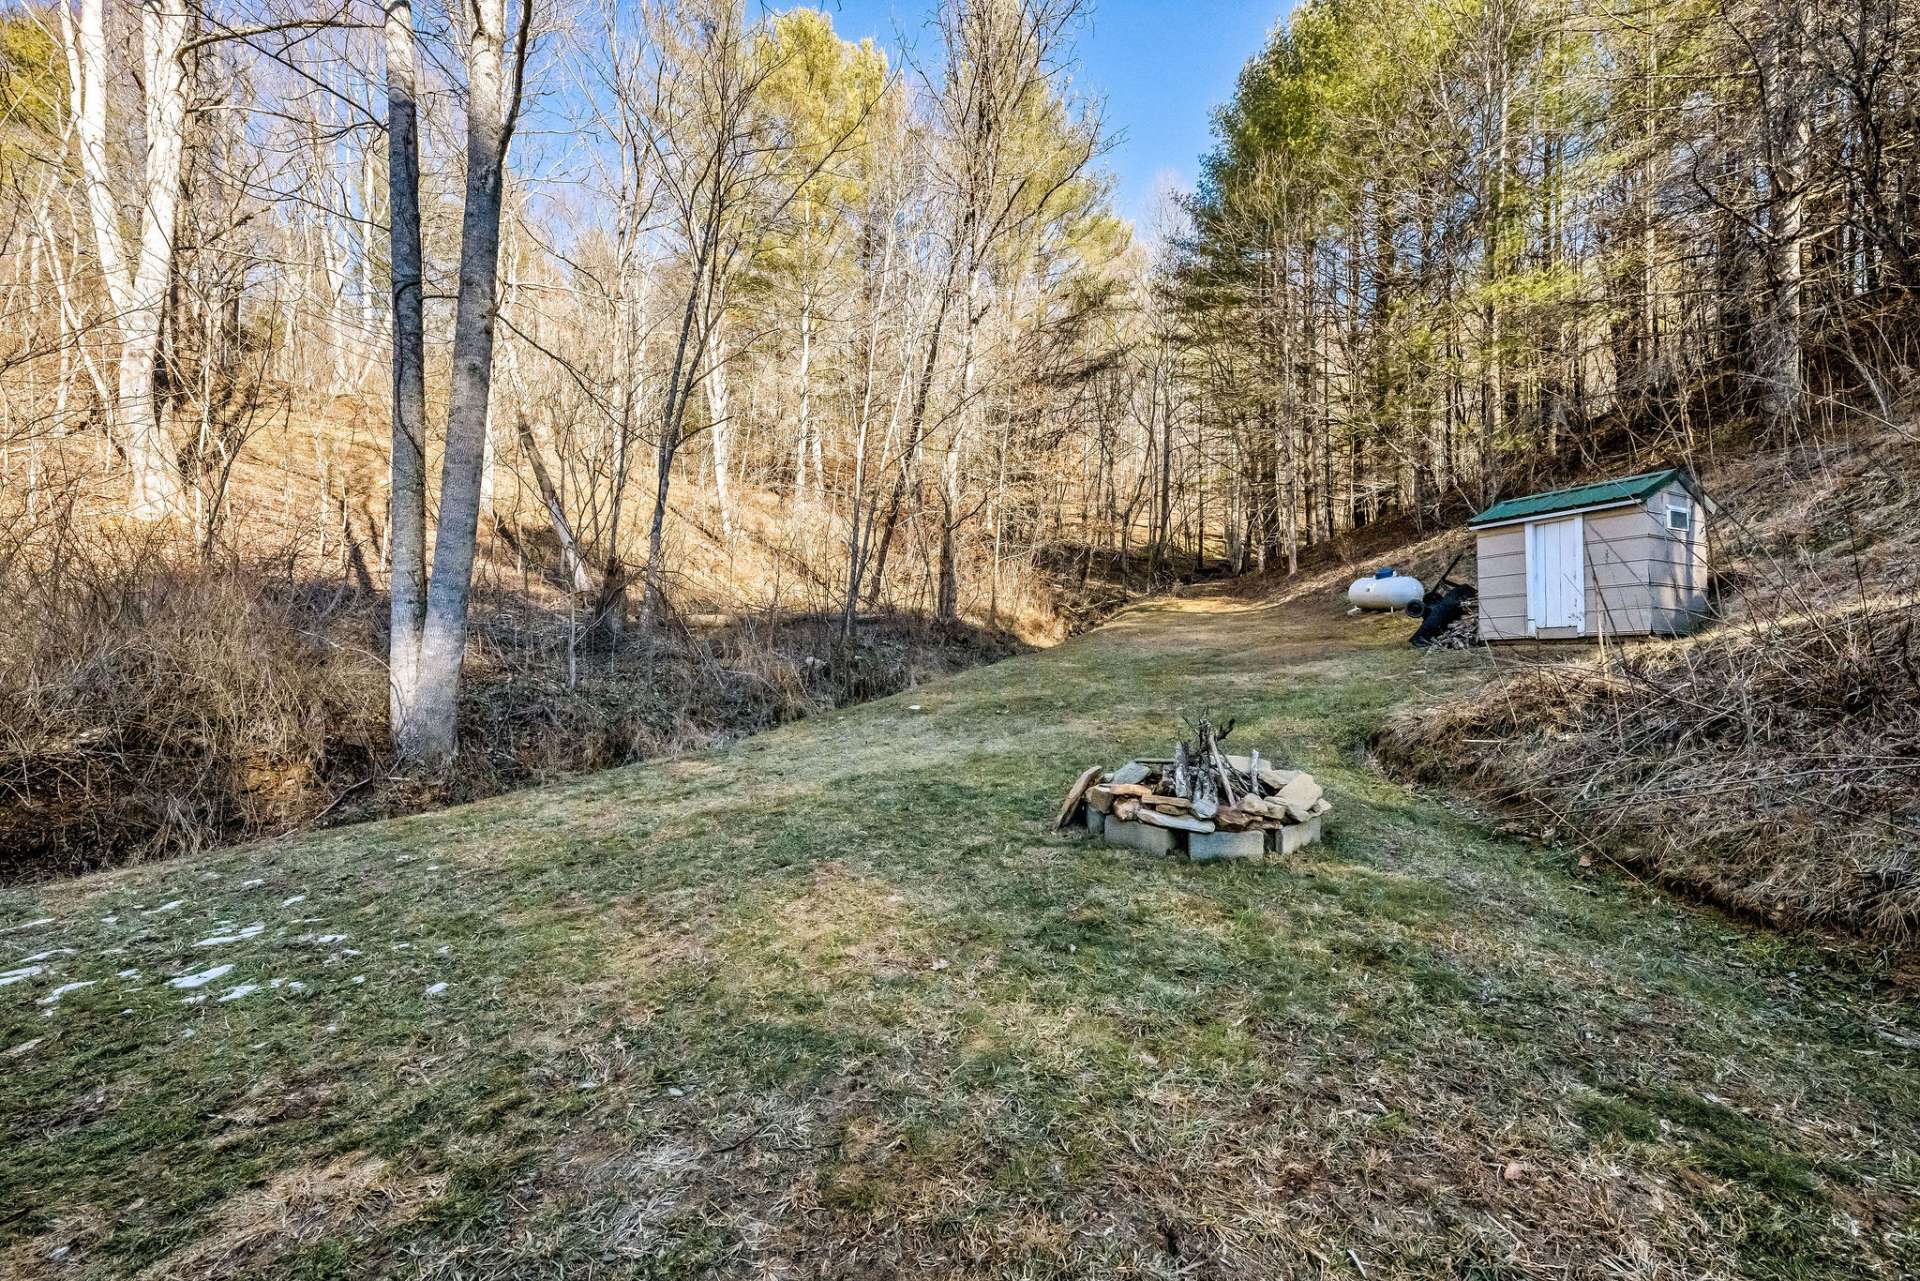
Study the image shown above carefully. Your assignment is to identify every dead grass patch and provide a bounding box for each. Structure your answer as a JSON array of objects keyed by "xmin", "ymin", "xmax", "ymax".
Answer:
[{"xmin": 134, "ymin": 1153, "xmax": 445, "ymax": 1280}]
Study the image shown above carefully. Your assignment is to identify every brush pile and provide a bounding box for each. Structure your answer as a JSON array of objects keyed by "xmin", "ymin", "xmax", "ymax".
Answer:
[
  {"xmin": 1378, "ymin": 597, "xmax": 1920, "ymax": 941},
  {"xmin": 1054, "ymin": 715, "xmax": 1331, "ymax": 861}
]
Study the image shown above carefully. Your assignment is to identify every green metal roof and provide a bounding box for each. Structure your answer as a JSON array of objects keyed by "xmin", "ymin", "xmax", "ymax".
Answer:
[{"xmin": 1468, "ymin": 468, "xmax": 1686, "ymax": 527}]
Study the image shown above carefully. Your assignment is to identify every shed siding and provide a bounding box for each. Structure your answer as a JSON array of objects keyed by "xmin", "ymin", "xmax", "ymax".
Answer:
[
  {"xmin": 1475, "ymin": 525, "xmax": 1529, "ymax": 640},
  {"xmin": 1584, "ymin": 506, "xmax": 1656, "ymax": 636},
  {"xmin": 1649, "ymin": 478, "xmax": 1709, "ymax": 634}
]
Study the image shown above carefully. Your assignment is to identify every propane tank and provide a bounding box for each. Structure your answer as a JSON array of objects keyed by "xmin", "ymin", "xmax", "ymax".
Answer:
[{"xmin": 1347, "ymin": 566, "xmax": 1425, "ymax": 611}]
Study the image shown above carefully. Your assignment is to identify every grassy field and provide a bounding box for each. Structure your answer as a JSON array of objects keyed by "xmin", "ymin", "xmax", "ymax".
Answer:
[{"xmin": 2, "ymin": 591, "xmax": 1916, "ymax": 1279}]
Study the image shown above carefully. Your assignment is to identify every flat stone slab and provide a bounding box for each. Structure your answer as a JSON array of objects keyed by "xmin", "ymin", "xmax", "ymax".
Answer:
[
  {"xmin": 1272, "ymin": 816, "xmax": 1323, "ymax": 856},
  {"xmin": 1189, "ymin": 828, "xmax": 1264, "ymax": 862},
  {"xmin": 1103, "ymin": 818, "xmax": 1177, "ymax": 856}
]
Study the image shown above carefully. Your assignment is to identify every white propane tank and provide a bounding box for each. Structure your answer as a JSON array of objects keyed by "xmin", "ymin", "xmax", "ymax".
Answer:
[{"xmin": 1348, "ymin": 567, "xmax": 1425, "ymax": 611}]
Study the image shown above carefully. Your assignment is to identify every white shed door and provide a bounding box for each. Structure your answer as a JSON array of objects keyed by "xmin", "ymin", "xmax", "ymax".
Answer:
[{"xmin": 1526, "ymin": 516, "xmax": 1585, "ymax": 634}]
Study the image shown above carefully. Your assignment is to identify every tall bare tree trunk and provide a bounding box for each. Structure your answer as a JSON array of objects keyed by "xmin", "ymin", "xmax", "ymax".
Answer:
[
  {"xmin": 1759, "ymin": 0, "xmax": 1808, "ymax": 437},
  {"xmin": 409, "ymin": 0, "xmax": 524, "ymax": 765},
  {"xmin": 71, "ymin": 0, "xmax": 188, "ymax": 519},
  {"xmin": 386, "ymin": 0, "xmax": 429, "ymax": 755},
  {"xmin": 792, "ymin": 283, "xmax": 812, "ymax": 500},
  {"xmin": 706, "ymin": 320, "xmax": 735, "ymax": 539}
]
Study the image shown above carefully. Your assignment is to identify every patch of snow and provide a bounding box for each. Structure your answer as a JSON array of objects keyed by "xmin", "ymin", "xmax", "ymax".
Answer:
[
  {"xmin": 144, "ymin": 901, "xmax": 184, "ymax": 916},
  {"xmin": 423, "ymin": 982, "xmax": 448, "ymax": 997},
  {"xmin": 18, "ymin": 949, "xmax": 74, "ymax": 964},
  {"xmin": 181, "ymin": 995, "xmax": 207, "ymax": 1005},
  {"xmin": 349, "ymin": 975, "xmax": 365, "ymax": 984},
  {"xmin": 281, "ymin": 894, "xmax": 306, "ymax": 907},
  {"xmin": 195, "ymin": 923, "xmax": 265, "ymax": 947},
  {"xmin": 116, "ymin": 969, "xmax": 140, "ymax": 979},
  {"xmin": 267, "ymin": 978, "xmax": 307, "ymax": 992},
  {"xmin": 342, "ymin": 948, "xmax": 363, "ymax": 957},
  {"xmin": 0, "ymin": 965, "xmax": 47, "ymax": 987},
  {"xmin": 39, "ymin": 980, "xmax": 97, "ymax": 1005},
  {"xmin": 181, "ymin": 1028, "xmax": 196, "ymax": 1038},
  {"xmin": 392, "ymin": 943, "xmax": 412, "ymax": 951},
  {"xmin": 435, "ymin": 945, "xmax": 451, "ymax": 956},
  {"xmin": 4, "ymin": 918, "xmax": 54, "ymax": 932},
  {"xmin": 312, "ymin": 934, "xmax": 348, "ymax": 944},
  {"xmin": 6, "ymin": 1037, "xmax": 44, "ymax": 1057},
  {"xmin": 100, "ymin": 915, "xmax": 118, "ymax": 925},
  {"xmin": 240, "ymin": 878, "xmax": 264, "ymax": 888},
  {"xmin": 217, "ymin": 984, "xmax": 262, "ymax": 1003},
  {"xmin": 167, "ymin": 964, "xmax": 234, "ymax": 990}
]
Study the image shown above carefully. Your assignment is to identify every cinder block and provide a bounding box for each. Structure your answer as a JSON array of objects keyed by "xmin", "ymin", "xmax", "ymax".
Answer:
[
  {"xmin": 1084, "ymin": 810, "xmax": 1105, "ymax": 839},
  {"xmin": 1270, "ymin": 817, "xmax": 1323, "ymax": 856},
  {"xmin": 1103, "ymin": 818, "xmax": 1176, "ymax": 856},
  {"xmin": 1189, "ymin": 828, "xmax": 1264, "ymax": 862}
]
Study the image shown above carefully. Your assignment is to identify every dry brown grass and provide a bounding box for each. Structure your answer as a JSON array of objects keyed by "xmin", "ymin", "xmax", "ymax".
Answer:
[
  {"xmin": 1379, "ymin": 596, "xmax": 1920, "ymax": 939},
  {"xmin": 131, "ymin": 1153, "xmax": 446, "ymax": 1281},
  {"xmin": 0, "ymin": 398, "xmax": 1049, "ymax": 879},
  {"xmin": 0, "ymin": 533, "xmax": 384, "ymax": 876}
]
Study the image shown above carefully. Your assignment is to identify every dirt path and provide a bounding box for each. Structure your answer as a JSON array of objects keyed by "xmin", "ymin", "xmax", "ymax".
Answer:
[{"xmin": 2, "ymin": 594, "xmax": 1915, "ymax": 1279}]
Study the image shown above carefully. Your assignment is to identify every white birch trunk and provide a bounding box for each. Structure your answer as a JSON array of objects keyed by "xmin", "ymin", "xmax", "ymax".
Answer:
[
  {"xmin": 71, "ymin": 0, "xmax": 186, "ymax": 519},
  {"xmin": 793, "ymin": 284, "xmax": 811, "ymax": 501},
  {"xmin": 410, "ymin": 0, "xmax": 519, "ymax": 765},
  {"xmin": 706, "ymin": 320, "xmax": 735, "ymax": 540}
]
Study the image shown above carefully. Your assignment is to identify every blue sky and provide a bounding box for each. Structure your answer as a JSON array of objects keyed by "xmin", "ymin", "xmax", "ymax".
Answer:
[{"xmin": 809, "ymin": 0, "xmax": 1288, "ymax": 228}]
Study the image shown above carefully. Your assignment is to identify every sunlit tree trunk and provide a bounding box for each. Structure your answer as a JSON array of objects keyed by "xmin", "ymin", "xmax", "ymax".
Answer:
[
  {"xmin": 410, "ymin": 0, "xmax": 524, "ymax": 765},
  {"xmin": 386, "ymin": 0, "xmax": 429, "ymax": 754}
]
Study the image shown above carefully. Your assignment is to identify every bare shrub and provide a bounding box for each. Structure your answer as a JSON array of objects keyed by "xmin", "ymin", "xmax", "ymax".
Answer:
[
  {"xmin": 1378, "ymin": 595, "xmax": 1920, "ymax": 940},
  {"xmin": 0, "ymin": 529, "xmax": 1028, "ymax": 877},
  {"xmin": 0, "ymin": 535, "xmax": 384, "ymax": 875}
]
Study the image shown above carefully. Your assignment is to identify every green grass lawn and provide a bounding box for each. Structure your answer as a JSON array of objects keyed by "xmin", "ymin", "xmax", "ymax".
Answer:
[{"xmin": 3, "ymin": 593, "xmax": 1916, "ymax": 1279}]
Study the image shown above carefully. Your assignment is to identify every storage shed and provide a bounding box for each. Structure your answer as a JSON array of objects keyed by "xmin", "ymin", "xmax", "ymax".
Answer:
[{"xmin": 1468, "ymin": 469, "xmax": 1714, "ymax": 642}]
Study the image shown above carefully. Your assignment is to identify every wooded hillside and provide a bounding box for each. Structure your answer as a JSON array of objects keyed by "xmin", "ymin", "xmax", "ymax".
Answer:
[{"xmin": 1172, "ymin": 0, "xmax": 1916, "ymax": 569}]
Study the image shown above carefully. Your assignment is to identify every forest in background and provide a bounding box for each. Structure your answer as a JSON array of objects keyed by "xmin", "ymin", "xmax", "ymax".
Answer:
[
  {"xmin": 0, "ymin": 0, "xmax": 1914, "ymax": 877},
  {"xmin": 1174, "ymin": 0, "xmax": 1917, "ymax": 573}
]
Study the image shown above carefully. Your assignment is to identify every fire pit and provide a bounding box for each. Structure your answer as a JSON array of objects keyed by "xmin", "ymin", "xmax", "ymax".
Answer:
[{"xmin": 1052, "ymin": 716, "xmax": 1330, "ymax": 862}]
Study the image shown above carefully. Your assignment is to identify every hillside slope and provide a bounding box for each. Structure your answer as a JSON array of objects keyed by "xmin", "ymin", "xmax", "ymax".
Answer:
[
  {"xmin": 2, "ymin": 592, "xmax": 1914, "ymax": 1279},
  {"xmin": 1377, "ymin": 428, "xmax": 1920, "ymax": 942}
]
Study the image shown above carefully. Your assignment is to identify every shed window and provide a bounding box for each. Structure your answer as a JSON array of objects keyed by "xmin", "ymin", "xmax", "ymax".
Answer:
[{"xmin": 1666, "ymin": 495, "xmax": 1693, "ymax": 532}]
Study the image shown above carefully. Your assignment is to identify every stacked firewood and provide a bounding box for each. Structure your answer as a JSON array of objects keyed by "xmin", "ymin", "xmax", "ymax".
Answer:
[{"xmin": 1053, "ymin": 716, "xmax": 1332, "ymax": 858}]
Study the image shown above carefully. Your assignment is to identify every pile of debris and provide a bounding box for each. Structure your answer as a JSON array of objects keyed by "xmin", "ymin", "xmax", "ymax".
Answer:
[
  {"xmin": 1416, "ymin": 599, "xmax": 1480, "ymax": 650},
  {"xmin": 1053, "ymin": 716, "xmax": 1331, "ymax": 862}
]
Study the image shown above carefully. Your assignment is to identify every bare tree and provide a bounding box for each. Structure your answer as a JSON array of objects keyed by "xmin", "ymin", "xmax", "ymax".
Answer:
[
  {"xmin": 404, "ymin": 0, "xmax": 535, "ymax": 765},
  {"xmin": 385, "ymin": 0, "xmax": 429, "ymax": 751}
]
